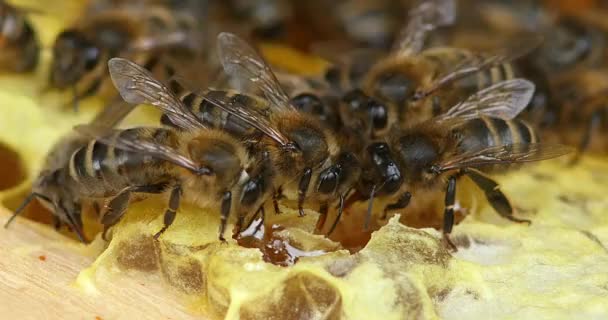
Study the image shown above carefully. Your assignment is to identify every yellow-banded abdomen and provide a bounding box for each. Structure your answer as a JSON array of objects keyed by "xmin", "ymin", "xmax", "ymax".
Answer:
[{"xmin": 67, "ymin": 128, "xmax": 175, "ymax": 197}]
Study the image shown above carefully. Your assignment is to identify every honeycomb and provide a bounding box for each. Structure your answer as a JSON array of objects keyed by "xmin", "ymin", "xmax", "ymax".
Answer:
[{"xmin": 1, "ymin": 1, "xmax": 608, "ymax": 319}]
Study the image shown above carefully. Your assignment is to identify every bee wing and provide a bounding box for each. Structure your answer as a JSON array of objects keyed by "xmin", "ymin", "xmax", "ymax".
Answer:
[
  {"xmin": 435, "ymin": 143, "xmax": 574, "ymax": 172},
  {"xmin": 393, "ymin": 0, "xmax": 456, "ymax": 55},
  {"xmin": 414, "ymin": 35, "xmax": 543, "ymax": 99},
  {"xmin": 82, "ymin": 99, "xmax": 137, "ymax": 137},
  {"xmin": 74, "ymin": 125, "xmax": 209, "ymax": 174},
  {"xmin": 108, "ymin": 58, "xmax": 207, "ymax": 131},
  {"xmin": 436, "ymin": 79, "xmax": 535, "ymax": 122},
  {"xmin": 217, "ymin": 32, "xmax": 294, "ymax": 112},
  {"xmin": 202, "ymin": 95, "xmax": 292, "ymax": 147}
]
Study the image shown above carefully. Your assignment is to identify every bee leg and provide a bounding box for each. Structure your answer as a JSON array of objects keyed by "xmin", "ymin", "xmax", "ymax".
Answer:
[
  {"xmin": 71, "ymin": 202, "xmax": 86, "ymax": 243},
  {"xmin": 382, "ymin": 191, "xmax": 412, "ymax": 220},
  {"xmin": 253, "ymin": 206, "xmax": 265, "ymax": 235},
  {"xmin": 314, "ymin": 202, "xmax": 329, "ymax": 233},
  {"xmin": 442, "ymin": 175, "xmax": 458, "ymax": 252},
  {"xmin": 153, "ymin": 185, "xmax": 182, "ymax": 240},
  {"xmin": 327, "ymin": 193, "xmax": 345, "ymax": 236},
  {"xmin": 273, "ymin": 186, "xmax": 283, "ymax": 214},
  {"xmin": 101, "ymin": 190, "xmax": 133, "ymax": 240},
  {"xmin": 571, "ymin": 109, "xmax": 602, "ymax": 165},
  {"xmin": 218, "ymin": 191, "xmax": 232, "ymax": 242},
  {"xmin": 297, "ymin": 168, "xmax": 313, "ymax": 217},
  {"xmin": 92, "ymin": 201, "xmax": 101, "ymax": 217},
  {"xmin": 52, "ymin": 215, "xmax": 62, "ymax": 231},
  {"xmin": 465, "ymin": 168, "xmax": 531, "ymax": 225}
]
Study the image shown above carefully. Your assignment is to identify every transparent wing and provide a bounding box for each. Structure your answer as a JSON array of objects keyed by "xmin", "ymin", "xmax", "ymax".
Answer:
[
  {"xmin": 108, "ymin": 58, "xmax": 207, "ymax": 131},
  {"xmin": 217, "ymin": 32, "xmax": 294, "ymax": 112},
  {"xmin": 74, "ymin": 125, "xmax": 210, "ymax": 175},
  {"xmin": 435, "ymin": 143, "xmax": 574, "ymax": 172},
  {"xmin": 414, "ymin": 35, "xmax": 542, "ymax": 99},
  {"xmin": 81, "ymin": 98, "xmax": 137, "ymax": 138},
  {"xmin": 393, "ymin": 0, "xmax": 456, "ymax": 55},
  {"xmin": 436, "ymin": 79, "xmax": 535, "ymax": 122},
  {"xmin": 202, "ymin": 94, "xmax": 292, "ymax": 147}
]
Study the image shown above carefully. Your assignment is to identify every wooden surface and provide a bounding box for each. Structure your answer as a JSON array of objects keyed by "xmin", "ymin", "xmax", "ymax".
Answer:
[{"xmin": 0, "ymin": 208, "xmax": 204, "ymax": 320}]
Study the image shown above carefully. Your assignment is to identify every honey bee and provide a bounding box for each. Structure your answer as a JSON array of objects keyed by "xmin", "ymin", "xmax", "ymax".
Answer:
[
  {"xmin": 225, "ymin": 0, "xmax": 292, "ymax": 39},
  {"xmin": 48, "ymin": 4, "xmax": 199, "ymax": 110},
  {"xmin": 144, "ymin": 32, "xmax": 362, "ymax": 233},
  {"xmin": 0, "ymin": 1, "xmax": 39, "ymax": 73},
  {"xmin": 350, "ymin": 78, "xmax": 573, "ymax": 249},
  {"xmin": 3, "ymin": 101, "xmax": 137, "ymax": 242},
  {"xmin": 8, "ymin": 61, "xmax": 257, "ymax": 242},
  {"xmin": 300, "ymin": 0, "xmax": 408, "ymax": 49},
  {"xmin": 320, "ymin": 0, "xmax": 538, "ymax": 141}
]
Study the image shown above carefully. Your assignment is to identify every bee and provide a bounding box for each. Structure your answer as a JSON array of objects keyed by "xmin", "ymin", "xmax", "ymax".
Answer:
[
  {"xmin": 148, "ymin": 32, "xmax": 362, "ymax": 233},
  {"xmin": 48, "ymin": 4, "xmax": 199, "ymax": 110},
  {"xmin": 3, "ymin": 101, "xmax": 137, "ymax": 242},
  {"xmin": 8, "ymin": 61, "xmax": 256, "ymax": 242},
  {"xmin": 320, "ymin": 0, "xmax": 538, "ymax": 142},
  {"xmin": 350, "ymin": 78, "xmax": 572, "ymax": 249},
  {"xmin": 0, "ymin": 1, "xmax": 39, "ymax": 73},
  {"xmin": 300, "ymin": 0, "xmax": 408, "ymax": 49},
  {"xmin": 224, "ymin": 0, "xmax": 292, "ymax": 39}
]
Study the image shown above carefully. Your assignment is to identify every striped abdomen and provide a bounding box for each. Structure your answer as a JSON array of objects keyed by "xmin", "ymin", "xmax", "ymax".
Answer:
[
  {"xmin": 67, "ymin": 128, "xmax": 175, "ymax": 197},
  {"xmin": 168, "ymin": 79, "xmax": 268, "ymax": 138},
  {"xmin": 423, "ymin": 47, "xmax": 516, "ymax": 92},
  {"xmin": 454, "ymin": 117, "xmax": 539, "ymax": 170}
]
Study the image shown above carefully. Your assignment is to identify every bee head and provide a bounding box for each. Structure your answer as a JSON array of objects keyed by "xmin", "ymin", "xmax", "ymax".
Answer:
[
  {"xmin": 341, "ymin": 89, "xmax": 390, "ymax": 138},
  {"xmin": 50, "ymin": 30, "xmax": 100, "ymax": 89}
]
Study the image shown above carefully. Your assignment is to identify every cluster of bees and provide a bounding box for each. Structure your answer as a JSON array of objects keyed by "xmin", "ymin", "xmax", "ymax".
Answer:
[{"xmin": 3, "ymin": 0, "xmax": 606, "ymax": 251}]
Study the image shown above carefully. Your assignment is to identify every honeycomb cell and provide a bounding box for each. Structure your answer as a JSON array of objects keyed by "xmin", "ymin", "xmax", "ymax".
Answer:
[
  {"xmin": 361, "ymin": 221, "xmax": 451, "ymax": 269},
  {"xmin": 159, "ymin": 243, "xmax": 206, "ymax": 294},
  {"xmin": 239, "ymin": 272, "xmax": 342, "ymax": 320},
  {"xmin": 116, "ymin": 235, "xmax": 160, "ymax": 272},
  {"xmin": 0, "ymin": 142, "xmax": 26, "ymax": 191}
]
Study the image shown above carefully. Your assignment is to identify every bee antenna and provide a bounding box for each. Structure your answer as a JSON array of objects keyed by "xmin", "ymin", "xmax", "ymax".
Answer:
[
  {"xmin": 4, "ymin": 193, "xmax": 46, "ymax": 228},
  {"xmin": 364, "ymin": 185, "xmax": 378, "ymax": 230}
]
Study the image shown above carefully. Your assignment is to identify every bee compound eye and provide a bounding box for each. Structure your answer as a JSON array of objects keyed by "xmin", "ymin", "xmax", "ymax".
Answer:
[{"xmin": 317, "ymin": 167, "xmax": 340, "ymax": 194}]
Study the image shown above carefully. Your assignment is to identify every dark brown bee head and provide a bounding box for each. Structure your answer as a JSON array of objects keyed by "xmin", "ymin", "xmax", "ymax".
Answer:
[
  {"xmin": 316, "ymin": 151, "xmax": 361, "ymax": 196},
  {"xmin": 290, "ymin": 93, "xmax": 341, "ymax": 129},
  {"xmin": 341, "ymin": 88, "xmax": 390, "ymax": 138},
  {"xmin": 33, "ymin": 170, "xmax": 85, "ymax": 242},
  {"xmin": 369, "ymin": 70, "xmax": 417, "ymax": 106},
  {"xmin": 392, "ymin": 131, "xmax": 440, "ymax": 182},
  {"xmin": 50, "ymin": 30, "xmax": 101, "ymax": 89},
  {"xmin": 360, "ymin": 142, "xmax": 402, "ymax": 196}
]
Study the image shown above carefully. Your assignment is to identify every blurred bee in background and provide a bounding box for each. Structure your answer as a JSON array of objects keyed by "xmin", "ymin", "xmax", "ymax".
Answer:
[
  {"xmin": 295, "ymin": 0, "xmax": 409, "ymax": 50},
  {"xmin": 48, "ymin": 2, "xmax": 204, "ymax": 111},
  {"xmin": 224, "ymin": 0, "xmax": 292, "ymax": 40},
  {"xmin": 3, "ymin": 101, "xmax": 136, "ymax": 242},
  {"xmin": 350, "ymin": 78, "xmax": 572, "ymax": 249},
  {"xmin": 303, "ymin": 0, "xmax": 541, "ymax": 148},
  {"xmin": 0, "ymin": 1, "xmax": 39, "ymax": 73}
]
